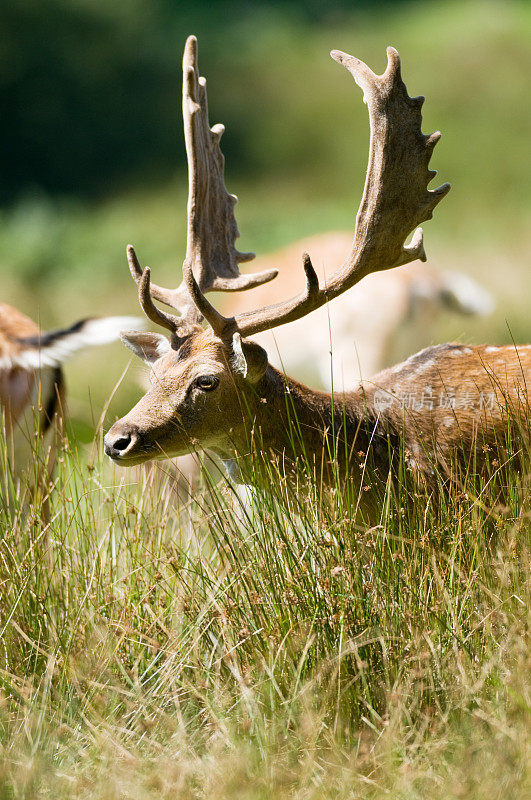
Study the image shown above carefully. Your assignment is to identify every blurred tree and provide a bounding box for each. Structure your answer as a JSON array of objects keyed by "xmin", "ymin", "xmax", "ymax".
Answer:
[
  {"xmin": 0, "ymin": 0, "xmax": 411, "ymax": 204},
  {"xmin": 1, "ymin": 0, "xmax": 180, "ymax": 201}
]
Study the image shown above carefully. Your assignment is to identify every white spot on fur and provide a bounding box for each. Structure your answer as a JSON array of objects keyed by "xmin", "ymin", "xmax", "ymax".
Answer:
[{"xmin": 416, "ymin": 359, "xmax": 435, "ymax": 373}]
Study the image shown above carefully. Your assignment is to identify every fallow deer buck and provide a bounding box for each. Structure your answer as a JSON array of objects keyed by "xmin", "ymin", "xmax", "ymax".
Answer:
[
  {"xmin": 0, "ymin": 303, "xmax": 142, "ymax": 511},
  {"xmin": 104, "ymin": 37, "xmax": 530, "ymax": 493}
]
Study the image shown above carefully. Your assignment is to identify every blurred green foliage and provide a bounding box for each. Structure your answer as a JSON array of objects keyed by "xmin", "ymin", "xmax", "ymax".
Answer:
[
  {"xmin": 3, "ymin": 0, "xmax": 530, "ymax": 205},
  {"xmin": 1, "ymin": 0, "xmax": 414, "ymax": 202},
  {"xmin": 2, "ymin": 1, "xmax": 530, "ymax": 286}
]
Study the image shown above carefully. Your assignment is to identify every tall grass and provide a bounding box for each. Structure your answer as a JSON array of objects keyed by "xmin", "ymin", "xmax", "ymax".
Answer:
[{"xmin": 0, "ymin": 407, "xmax": 528, "ymax": 798}]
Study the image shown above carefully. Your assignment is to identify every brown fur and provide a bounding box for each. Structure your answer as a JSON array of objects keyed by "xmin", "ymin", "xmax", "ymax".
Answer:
[
  {"xmin": 105, "ymin": 330, "xmax": 530, "ymax": 494},
  {"xmin": 0, "ymin": 304, "xmax": 66, "ymax": 524},
  {"xmin": 0, "ymin": 304, "xmax": 65, "ymax": 431}
]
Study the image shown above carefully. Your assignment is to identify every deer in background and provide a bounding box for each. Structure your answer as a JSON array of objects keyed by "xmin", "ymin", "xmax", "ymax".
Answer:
[
  {"xmin": 228, "ymin": 230, "xmax": 494, "ymax": 391},
  {"xmin": 104, "ymin": 37, "xmax": 530, "ymax": 496},
  {"xmin": 0, "ymin": 304, "xmax": 142, "ymax": 514}
]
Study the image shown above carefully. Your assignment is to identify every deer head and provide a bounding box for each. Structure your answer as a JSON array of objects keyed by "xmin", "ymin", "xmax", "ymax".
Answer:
[{"xmin": 104, "ymin": 36, "xmax": 449, "ymax": 466}]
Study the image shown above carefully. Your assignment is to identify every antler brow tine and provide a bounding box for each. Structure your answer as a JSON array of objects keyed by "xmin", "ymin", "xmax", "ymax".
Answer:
[
  {"xmin": 137, "ymin": 264, "xmax": 182, "ymax": 336},
  {"xmin": 183, "ymin": 260, "xmax": 232, "ymax": 338}
]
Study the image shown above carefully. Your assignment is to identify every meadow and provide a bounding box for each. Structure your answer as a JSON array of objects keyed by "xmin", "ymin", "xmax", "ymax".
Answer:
[
  {"xmin": 0, "ymin": 0, "xmax": 530, "ymax": 796},
  {"xmin": 0, "ymin": 417, "xmax": 529, "ymax": 797}
]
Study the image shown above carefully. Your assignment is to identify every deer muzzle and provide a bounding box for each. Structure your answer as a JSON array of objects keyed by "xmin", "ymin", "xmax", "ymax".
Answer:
[{"xmin": 104, "ymin": 422, "xmax": 141, "ymax": 462}]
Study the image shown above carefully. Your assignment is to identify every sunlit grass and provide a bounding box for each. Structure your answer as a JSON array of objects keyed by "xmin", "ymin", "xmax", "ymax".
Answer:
[{"xmin": 0, "ymin": 401, "xmax": 529, "ymax": 797}]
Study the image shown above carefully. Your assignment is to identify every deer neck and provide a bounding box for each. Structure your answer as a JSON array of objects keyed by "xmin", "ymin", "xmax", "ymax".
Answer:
[{"xmin": 219, "ymin": 365, "xmax": 377, "ymax": 481}]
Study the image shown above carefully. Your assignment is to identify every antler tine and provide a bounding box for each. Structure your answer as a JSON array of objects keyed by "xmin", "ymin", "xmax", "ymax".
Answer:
[
  {"xmin": 185, "ymin": 249, "xmax": 322, "ymax": 340},
  {"xmin": 183, "ymin": 260, "xmax": 232, "ymax": 338},
  {"xmin": 203, "ymin": 46, "xmax": 449, "ymax": 339},
  {"xmin": 183, "ymin": 34, "xmax": 278, "ymax": 294},
  {"xmin": 127, "ymin": 244, "xmax": 191, "ymax": 312},
  {"xmin": 127, "ymin": 246, "xmax": 199, "ymax": 337},
  {"xmin": 138, "ymin": 267, "xmax": 179, "ymax": 335}
]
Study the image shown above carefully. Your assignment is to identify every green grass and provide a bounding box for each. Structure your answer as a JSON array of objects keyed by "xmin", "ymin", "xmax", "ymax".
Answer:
[{"xmin": 0, "ymin": 412, "xmax": 529, "ymax": 798}]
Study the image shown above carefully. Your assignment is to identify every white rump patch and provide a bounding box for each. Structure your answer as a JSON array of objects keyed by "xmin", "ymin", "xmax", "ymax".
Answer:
[
  {"xmin": 11, "ymin": 316, "xmax": 146, "ymax": 369},
  {"xmin": 439, "ymin": 271, "xmax": 495, "ymax": 316}
]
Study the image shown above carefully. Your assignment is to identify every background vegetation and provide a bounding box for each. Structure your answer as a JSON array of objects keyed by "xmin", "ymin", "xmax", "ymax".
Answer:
[{"xmin": 0, "ymin": 0, "xmax": 529, "ymax": 796}]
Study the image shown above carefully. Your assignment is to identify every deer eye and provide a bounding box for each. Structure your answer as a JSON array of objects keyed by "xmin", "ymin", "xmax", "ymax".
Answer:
[{"xmin": 195, "ymin": 375, "xmax": 220, "ymax": 391}]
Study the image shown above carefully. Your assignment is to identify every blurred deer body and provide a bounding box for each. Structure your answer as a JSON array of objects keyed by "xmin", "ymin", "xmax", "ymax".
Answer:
[
  {"xmin": 0, "ymin": 304, "xmax": 63, "ymax": 492},
  {"xmin": 104, "ymin": 38, "xmax": 529, "ymax": 499},
  {"xmin": 0, "ymin": 302, "xmax": 142, "ymax": 505},
  {"xmin": 234, "ymin": 231, "xmax": 493, "ymax": 390}
]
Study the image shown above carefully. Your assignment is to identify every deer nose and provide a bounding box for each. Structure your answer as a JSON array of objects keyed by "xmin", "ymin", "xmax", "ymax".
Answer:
[{"xmin": 104, "ymin": 425, "xmax": 139, "ymax": 460}]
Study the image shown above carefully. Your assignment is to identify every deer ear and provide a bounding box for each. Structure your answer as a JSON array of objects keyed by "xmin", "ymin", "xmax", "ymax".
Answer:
[
  {"xmin": 120, "ymin": 331, "xmax": 171, "ymax": 364},
  {"xmin": 231, "ymin": 333, "xmax": 268, "ymax": 383}
]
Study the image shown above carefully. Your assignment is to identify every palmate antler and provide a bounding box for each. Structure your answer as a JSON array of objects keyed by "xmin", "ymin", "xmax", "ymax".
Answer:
[
  {"xmin": 184, "ymin": 46, "xmax": 450, "ymax": 340},
  {"xmin": 127, "ymin": 35, "xmax": 278, "ymax": 339}
]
